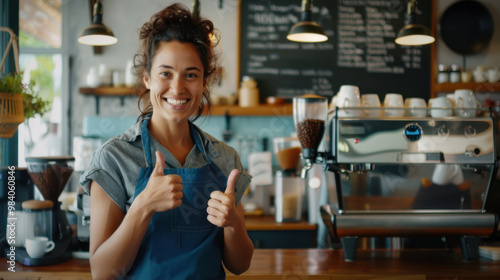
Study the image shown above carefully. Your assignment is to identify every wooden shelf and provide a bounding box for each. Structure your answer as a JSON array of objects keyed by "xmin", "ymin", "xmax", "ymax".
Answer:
[
  {"xmin": 434, "ymin": 82, "xmax": 500, "ymax": 93},
  {"xmin": 206, "ymin": 104, "xmax": 293, "ymax": 116},
  {"xmin": 79, "ymin": 87, "xmax": 293, "ymax": 116},
  {"xmin": 79, "ymin": 87, "xmax": 139, "ymax": 96},
  {"xmin": 79, "ymin": 87, "xmax": 140, "ymax": 115}
]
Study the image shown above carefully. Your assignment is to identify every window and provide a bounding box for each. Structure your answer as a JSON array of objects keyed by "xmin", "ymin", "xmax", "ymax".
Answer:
[{"xmin": 17, "ymin": 0, "xmax": 63, "ymax": 166}]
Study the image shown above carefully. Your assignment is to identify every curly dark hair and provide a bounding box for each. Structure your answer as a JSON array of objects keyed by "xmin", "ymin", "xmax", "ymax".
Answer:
[{"xmin": 133, "ymin": 3, "xmax": 220, "ymax": 121}]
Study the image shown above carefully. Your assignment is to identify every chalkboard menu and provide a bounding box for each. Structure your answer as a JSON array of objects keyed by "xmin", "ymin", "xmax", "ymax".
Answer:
[{"xmin": 239, "ymin": 0, "xmax": 433, "ymax": 102}]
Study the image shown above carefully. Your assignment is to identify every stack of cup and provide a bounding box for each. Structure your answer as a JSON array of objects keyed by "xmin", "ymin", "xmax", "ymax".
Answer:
[
  {"xmin": 335, "ymin": 85, "xmax": 361, "ymax": 117},
  {"xmin": 429, "ymin": 96, "xmax": 453, "ymax": 118},
  {"xmin": 361, "ymin": 93, "xmax": 382, "ymax": 118},
  {"xmin": 404, "ymin": 98, "xmax": 427, "ymax": 117},
  {"xmin": 383, "ymin": 93, "xmax": 404, "ymax": 117}
]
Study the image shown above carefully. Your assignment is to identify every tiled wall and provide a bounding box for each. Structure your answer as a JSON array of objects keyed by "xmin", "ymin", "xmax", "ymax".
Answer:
[{"xmin": 82, "ymin": 115, "xmax": 297, "ymax": 169}]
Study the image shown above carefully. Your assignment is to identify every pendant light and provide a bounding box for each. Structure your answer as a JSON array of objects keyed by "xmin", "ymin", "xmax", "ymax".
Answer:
[
  {"xmin": 395, "ymin": 0, "xmax": 434, "ymax": 46},
  {"xmin": 287, "ymin": 0, "xmax": 328, "ymax": 43},
  {"xmin": 78, "ymin": 0, "xmax": 118, "ymax": 46}
]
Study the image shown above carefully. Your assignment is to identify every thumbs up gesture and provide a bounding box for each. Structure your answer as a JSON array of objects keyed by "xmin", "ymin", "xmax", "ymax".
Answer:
[
  {"xmin": 139, "ymin": 151, "xmax": 183, "ymax": 212},
  {"xmin": 207, "ymin": 169, "xmax": 239, "ymax": 228}
]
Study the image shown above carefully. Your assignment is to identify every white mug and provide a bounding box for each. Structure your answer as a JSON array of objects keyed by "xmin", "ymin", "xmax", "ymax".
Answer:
[
  {"xmin": 487, "ymin": 68, "xmax": 499, "ymax": 83},
  {"xmin": 404, "ymin": 98, "xmax": 427, "ymax": 117},
  {"xmin": 432, "ymin": 164, "xmax": 464, "ymax": 186},
  {"xmin": 383, "ymin": 93, "xmax": 404, "ymax": 117},
  {"xmin": 429, "ymin": 96, "xmax": 452, "ymax": 118},
  {"xmin": 473, "ymin": 66, "xmax": 486, "ymax": 83},
  {"xmin": 361, "ymin": 93, "xmax": 382, "ymax": 117},
  {"xmin": 461, "ymin": 71, "xmax": 472, "ymax": 83},
  {"xmin": 25, "ymin": 236, "xmax": 55, "ymax": 258},
  {"xmin": 454, "ymin": 89, "xmax": 477, "ymax": 118},
  {"xmin": 86, "ymin": 66, "xmax": 99, "ymax": 87},
  {"xmin": 337, "ymin": 85, "xmax": 361, "ymax": 117},
  {"xmin": 446, "ymin": 94, "xmax": 457, "ymax": 107}
]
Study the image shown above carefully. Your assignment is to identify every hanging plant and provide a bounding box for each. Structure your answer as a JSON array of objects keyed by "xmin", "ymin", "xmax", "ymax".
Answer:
[{"xmin": 0, "ymin": 27, "xmax": 50, "ymax": 138}]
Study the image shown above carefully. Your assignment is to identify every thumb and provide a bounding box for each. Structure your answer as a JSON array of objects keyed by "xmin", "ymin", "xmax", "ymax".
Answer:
[
  {"xmin": 152, "ymin": 151, "xmax": 165, "ymax": 177},
  {"xmin": 225, "ymin": 169, "xmax": 239, "ymax": 196}
]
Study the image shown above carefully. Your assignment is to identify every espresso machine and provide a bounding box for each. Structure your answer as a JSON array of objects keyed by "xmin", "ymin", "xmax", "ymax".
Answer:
[{"xmin": 293, "ymin": 95, "xmax": 499, "ymax": 261}]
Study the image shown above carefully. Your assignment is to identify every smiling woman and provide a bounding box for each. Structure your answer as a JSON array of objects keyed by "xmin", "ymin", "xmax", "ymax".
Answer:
[{"xmin": 79, "ymin": 3, "xmax": 253, "ymax": 280}]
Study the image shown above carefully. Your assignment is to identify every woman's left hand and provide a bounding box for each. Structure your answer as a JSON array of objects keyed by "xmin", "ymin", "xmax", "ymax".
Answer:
[{"xmin": 207, "ymin": 169, "xmax": 239, "ymax": 228}]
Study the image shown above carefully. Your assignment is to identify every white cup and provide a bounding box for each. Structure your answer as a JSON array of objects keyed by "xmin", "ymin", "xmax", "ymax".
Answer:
[
  {"xmin": 432, "ymin": 164, "xmax": 464, "ymax": 185},
  {"xmin": 337, "ymin": 85, "xmax": 361, "ymax": 117},
  {"xmin": 404, "ymin": 98, "xmax": 427, "ymax": 117},
  {"xmin": 383, "ymin": 93, "xmax": 404, "ymax": 117},
  {"xmin": 361, "ymin": 93, "xmax": 382, "ymax": 117},
  {"xmin": 98, "ymin": 63, "xmax": 111, "ymax": 86},
  {"xmin": 446, "ymin": 94, "xmax": 456, "ymax": 107},
  {"xmin": 473, "ymin": 67, "xmax": 486, "ymax": 83},
  {"xmin": 86, "ymin": 66, "xmax": 99, "ymax": 87},
  {"xmin": 454, "ymin": 89, "xmax": 478, "ymax": 118},
  {"xmin": 429, "ymin": 96, "xmax": 452, "ymax": 118},
  {"xmin": 461, "ymin": 71, "xmax": 472, "ymax": 83},
  {"xmin": 112, "ymin": 70, "xmax": 124, "ymax": 87},
  {"xmin": 25, "ymin": 236, "xmax": 55, "ymax": 258},
  {"xmin": 124, "ymin": 59, "xmax": 135, "ymax": 87},
  {"xmin": 487, "ymin": 68, "xmax": 499, "ymax": 83},
  {"xmin": 329, "ymin": 95, "xmax": 338, "ymax": 110}
]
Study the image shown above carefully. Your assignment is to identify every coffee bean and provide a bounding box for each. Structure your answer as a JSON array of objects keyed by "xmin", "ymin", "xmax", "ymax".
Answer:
[
  {"xmin": 28, "ymin": 164, "xmax": 73, "ymax": 203},
  {"xmin": 296, "ymin": 119, "xmax": 325, "ymax": 149}
]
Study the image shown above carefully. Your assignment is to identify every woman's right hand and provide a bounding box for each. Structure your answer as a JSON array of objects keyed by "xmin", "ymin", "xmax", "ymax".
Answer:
[{"xmin": 138, "ymin": 151, "xmax": 183, "ymax": 213}]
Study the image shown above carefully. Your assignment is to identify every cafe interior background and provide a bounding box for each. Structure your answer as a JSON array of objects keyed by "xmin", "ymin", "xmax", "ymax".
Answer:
[{"xmin": 1, "ymin": 0, "xmax": 500, "ymax": 252}]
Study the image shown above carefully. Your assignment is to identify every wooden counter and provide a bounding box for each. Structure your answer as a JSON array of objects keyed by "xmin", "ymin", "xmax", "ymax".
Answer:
[
  {"xmin": 244, "ymin": 216, "xmax": 318, "ymax": 248},
  {"xmin": 1, "ymin": 249, "xmax": 499, "ymax": 279},
  {"xmin": 244, "ymin": 215, "xmax": 317, "ymax": 231}
]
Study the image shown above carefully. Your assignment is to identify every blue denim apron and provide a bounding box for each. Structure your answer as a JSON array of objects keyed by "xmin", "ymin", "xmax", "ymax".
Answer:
[{"xmin": 128, "ymin": 115, "xmax": 227, "ymax": 279}]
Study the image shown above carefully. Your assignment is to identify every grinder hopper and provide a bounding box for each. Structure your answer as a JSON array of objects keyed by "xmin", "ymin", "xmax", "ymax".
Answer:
[{"xmin": 293, "ymin": 94, "xmax": 328, "ymax": 177}]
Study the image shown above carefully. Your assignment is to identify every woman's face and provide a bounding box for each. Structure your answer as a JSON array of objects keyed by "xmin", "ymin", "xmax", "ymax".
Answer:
[{"xmin": 144, "ymin": 40, "xmax": 205, "ymax": 124}]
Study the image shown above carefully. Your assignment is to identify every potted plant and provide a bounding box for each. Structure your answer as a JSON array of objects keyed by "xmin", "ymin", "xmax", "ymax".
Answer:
[
  {"xmin": 0, "ymin": 27, "xmax": 49, "ymax": 138},
  {"xmin": 0, "ymin": 72, "xmax": 50, "ymax": 138}
]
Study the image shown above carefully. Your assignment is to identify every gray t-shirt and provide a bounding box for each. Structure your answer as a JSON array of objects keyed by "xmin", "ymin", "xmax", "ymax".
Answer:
[{"xmin": 79, "ymin": 119, "xmax": 251, "ymax": 213}]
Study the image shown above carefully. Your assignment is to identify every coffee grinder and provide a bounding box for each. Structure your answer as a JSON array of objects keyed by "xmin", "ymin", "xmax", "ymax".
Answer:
[
  {"xmin": 293, "ymin": 94, "xmax": 328, "ymax": 177},
  {"xmin": 17, "ymin": 156, "xmax": 74, "ymax": 265}
]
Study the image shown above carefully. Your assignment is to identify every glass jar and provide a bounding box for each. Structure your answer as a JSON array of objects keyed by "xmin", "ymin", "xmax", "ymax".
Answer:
[
  {"xmin": 238, "ymin": 76, "xmax": 259, "ymax": 107},
  {"xmin": 275, "ymin": 171, "xmax": 304, "ymax": 223},
  {"xmin": 437, "ymin": 64, "xmax": 450, "ymax": 84},
  {"xmin": 450, "ymin": 64, "xmax": 461, "ymax": 83},
  {"xmin": 22, "ymin": 200, "xmax": 53, "ymax": 242}
]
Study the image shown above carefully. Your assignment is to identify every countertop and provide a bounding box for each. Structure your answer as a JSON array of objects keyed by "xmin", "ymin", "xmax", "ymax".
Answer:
[
  {"xmin": 1, "ymin": 248, "xmax": 500, "ymax": 279},
  {"xmin": 244, "ymin": 215, "xmax": 317, "ymax": 231}
]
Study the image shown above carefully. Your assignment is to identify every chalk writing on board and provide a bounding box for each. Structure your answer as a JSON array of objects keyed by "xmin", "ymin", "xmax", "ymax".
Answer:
[{"xmin": 240, "ymin": 0, "xmax": 432, "ymax": 101}]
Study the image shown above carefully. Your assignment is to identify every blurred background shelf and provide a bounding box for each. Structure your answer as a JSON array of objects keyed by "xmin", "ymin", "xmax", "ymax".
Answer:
[
  {"xmin": 206, "ymin": 104, "xmax": 293, "ymax": 116},
  {"xmin": 435, "ymin": 82, "xmax": 500, "ymax": 93},
  {"xmin": 79, "ymin": 87, "xmax": 293, "ymax": 116},
  {"xmin": 79, "ymin": 87, "xmax": 139, "ymax": 96}
]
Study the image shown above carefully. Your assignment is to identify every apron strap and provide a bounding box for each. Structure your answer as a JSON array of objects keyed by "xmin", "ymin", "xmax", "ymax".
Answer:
[
  {"xmin": 140, "ymin": 114, "xmax": 211, "ymax": 167},
  {"xmin": 140, "ymin": 114, "xmax": 154, "ymax": 166}
]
